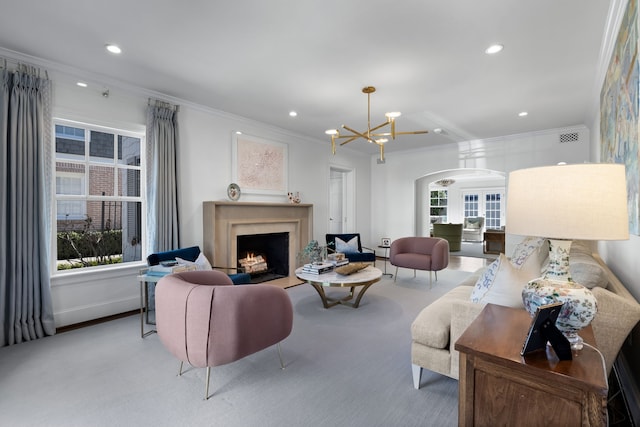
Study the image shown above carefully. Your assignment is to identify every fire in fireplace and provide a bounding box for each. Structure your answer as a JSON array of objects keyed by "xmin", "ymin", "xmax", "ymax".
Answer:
[
  {"xmin": 238, "ymin": 253, "xmax": 268, "ymax": 274},
  {"xmin": 237, "ymin": 232, "xmax": 289, "ymax": 283}
]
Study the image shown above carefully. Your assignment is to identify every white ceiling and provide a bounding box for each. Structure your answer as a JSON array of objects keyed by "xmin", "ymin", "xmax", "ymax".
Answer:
[{"xmin": 0, "ymin": 0, "xmax": 614, "ymax": 157}]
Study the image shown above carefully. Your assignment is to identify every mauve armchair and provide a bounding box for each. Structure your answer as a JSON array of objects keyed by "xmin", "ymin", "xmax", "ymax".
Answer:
[
  {"xmin": 155, "ymin": 270, "xmax": 293, "ymax": 399},
  {"xmin": 390, "ymin": 237, "xmax": 449, "ymax": 285}
]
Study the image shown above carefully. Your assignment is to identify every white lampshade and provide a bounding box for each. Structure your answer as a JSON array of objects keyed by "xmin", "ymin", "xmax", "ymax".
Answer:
[{"xmin": 506, "ymin": 163, "xmax": 629, "ymax": 241}]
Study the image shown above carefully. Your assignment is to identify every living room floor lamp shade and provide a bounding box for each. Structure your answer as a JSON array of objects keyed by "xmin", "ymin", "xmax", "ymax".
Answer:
[{"xmin": 506, "ymin": 163, "xmax": 629, "ymax": 350}]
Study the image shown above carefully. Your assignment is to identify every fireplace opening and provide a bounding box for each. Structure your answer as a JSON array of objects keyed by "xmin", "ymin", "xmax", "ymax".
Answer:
[{"xmin": 237, "ymin": 232, "xmax": 289, "ymax": 283}]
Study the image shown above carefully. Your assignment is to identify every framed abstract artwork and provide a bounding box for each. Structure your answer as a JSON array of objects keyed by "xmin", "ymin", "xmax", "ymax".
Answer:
[
  {"xmin": 232, "ymin": 133, "xmax": 288, "ymax": 196},
  {"xmin": 600, "ymin": 0, "xmax": 639, "ymax": 235}
]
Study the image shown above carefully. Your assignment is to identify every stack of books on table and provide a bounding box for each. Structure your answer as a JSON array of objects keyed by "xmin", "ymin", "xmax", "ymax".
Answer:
[
  {"xmin": 302, "ymin": 262, "xmax": 335, "ymax": 275},
  {"xmin": 328, "ymin": 258, "xmax": 349, "ymax": 268},
  {"xmin": 147, "ymin": 262, "xmax": 197, "ymax": 277}
]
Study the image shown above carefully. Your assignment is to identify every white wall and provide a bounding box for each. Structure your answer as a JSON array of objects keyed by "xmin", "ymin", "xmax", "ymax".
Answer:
[
  {"xmin": 49, "ymin": 73, "xmax": 371, "ymax": 327},
  {"xmin": 370, "ymin": 127, "xmax": 591, "ymax": 247}
]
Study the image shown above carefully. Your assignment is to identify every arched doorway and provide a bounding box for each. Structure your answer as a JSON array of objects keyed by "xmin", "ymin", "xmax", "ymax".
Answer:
[{"xmin": 415, "ymin": 168, "xmax": 506, "ymax": 236}]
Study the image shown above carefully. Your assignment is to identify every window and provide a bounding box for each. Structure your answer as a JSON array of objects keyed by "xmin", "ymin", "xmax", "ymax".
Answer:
[
  {"xmin": 56, "ymin": 172, "xmax": 86, "ymax": 219},
  {"xmin": 430, "ymin": 190, "xmax": 448, "ymax": 224},
  {"xmin": 54, "ymin": 121, "xmax": 145, "ymax": 270},
  {"xmin": 463, "ymin": 190, "xmax": 504, "ymax": 229},
  {"xmin": 464, "ymin": 194, "xmax": 479, "ymax": 217}
]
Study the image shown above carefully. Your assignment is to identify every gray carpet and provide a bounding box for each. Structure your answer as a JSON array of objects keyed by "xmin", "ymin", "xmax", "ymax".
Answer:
[
  {"xmin": 0, "ymin": 269, "xmax": 472, "ymax": 427},
  {"xmin": 455, "ymin": 241, "xmax": 498, "ymax": 260}
]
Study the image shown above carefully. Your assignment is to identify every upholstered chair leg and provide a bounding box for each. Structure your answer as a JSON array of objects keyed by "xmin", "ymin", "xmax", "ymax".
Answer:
[
  {"xmin": 205, "ymin": 367, "xmax": 211, "ymax": 400},
  {"xmin": 277, "ymin": 342, "xmax": 285, "ymax": 369},
  {"xmin": 394, "ymin": 266, "xmax": 399, "ymax": 282},
  {"xmin": 412, "ymin": 364, "xmax": 423, "ymax": 390}
]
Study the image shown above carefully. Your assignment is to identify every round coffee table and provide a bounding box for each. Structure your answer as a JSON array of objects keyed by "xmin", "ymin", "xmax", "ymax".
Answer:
[{"xmin": 295, "ymin": 265, "xmax": 382, "ymax": 308}]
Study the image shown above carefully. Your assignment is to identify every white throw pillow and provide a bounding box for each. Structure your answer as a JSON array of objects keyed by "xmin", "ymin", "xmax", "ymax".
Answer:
[
  {"xmin": 175, "ymin": 252, "xmax": 212, "ymax": 271},
  {"xmin": 335, "ymin": 236, "xmax": 359, "ymax": 254}
]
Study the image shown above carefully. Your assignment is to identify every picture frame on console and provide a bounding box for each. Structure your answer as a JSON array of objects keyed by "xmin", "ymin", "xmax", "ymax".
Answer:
[{"xmin": 232, "ymin": 132, "xmax": 288, "ymax": 196}]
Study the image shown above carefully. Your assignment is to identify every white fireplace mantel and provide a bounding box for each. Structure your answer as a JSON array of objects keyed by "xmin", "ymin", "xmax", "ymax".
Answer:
[{"xmin": 203, "ymin": 201, "xmax": 313, "ymax": 277}]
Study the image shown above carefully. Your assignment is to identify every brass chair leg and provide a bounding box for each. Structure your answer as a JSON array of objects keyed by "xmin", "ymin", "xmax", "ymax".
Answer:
[
  {"xmin": 394, "ymin": 266, "xmax": 399, "ymax": 282},
  {"xmin": 277, "ymin": 342, "xmax": 285, "ymax": 369},
  {"xmin": 178, "ymin": 361, "xmax": 184, "ymax": 376},
  {"xmin": 413, "ymin": 269, "xmax": 416, "ymax": 278},
  {"xmin": 205, "ymin": 367, "xmax": 211, "ymax": 400}
]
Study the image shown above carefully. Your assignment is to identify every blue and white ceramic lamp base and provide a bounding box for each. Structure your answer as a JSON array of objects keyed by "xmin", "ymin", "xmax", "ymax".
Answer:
[{"xmin": 521, "ymin": 239, "xmax": 597, "ymax": 351}]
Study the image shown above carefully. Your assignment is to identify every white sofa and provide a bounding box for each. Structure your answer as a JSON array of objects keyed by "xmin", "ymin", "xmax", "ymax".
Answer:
[{"xmin": 410, "ymin": 243, "xmax": 640, "ymax": 389}]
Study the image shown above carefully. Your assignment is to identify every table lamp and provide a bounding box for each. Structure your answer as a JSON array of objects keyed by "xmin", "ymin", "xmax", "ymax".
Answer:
[{"xmin": 506, "ymin": 163, "xmax": 629, "ymax": 350}]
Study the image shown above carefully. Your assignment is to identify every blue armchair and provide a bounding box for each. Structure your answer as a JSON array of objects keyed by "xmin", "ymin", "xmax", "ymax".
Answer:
[
  {"xmin": 147, "ymin": 246, "xmax": 251, "ymax": 285},
  {"xmin": 325, "ymin": 233, "xmax": 376, "ymax": 265}
]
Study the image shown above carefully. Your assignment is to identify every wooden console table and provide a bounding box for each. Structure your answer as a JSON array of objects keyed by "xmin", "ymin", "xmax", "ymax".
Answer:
[
  {"xmin": 482, "ymin": 229, "xmax": 505, "ymax": 254},
  {"xmin": 455, "ymin": 304, "xmax": 608, "ymax": 427}
]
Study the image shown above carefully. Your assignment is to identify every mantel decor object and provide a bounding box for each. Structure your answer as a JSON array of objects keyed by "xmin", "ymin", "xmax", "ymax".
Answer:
[
  {"xmin": 288, "ymin": 192, "xmax": 301, "ymax": 204},
  {"xmin": 227, "ymin": 183, "xmax": 241, "ymax": 201},
  {"xmin": 506, "ymin": 163, "xmax": 629, "ymax": 351}
]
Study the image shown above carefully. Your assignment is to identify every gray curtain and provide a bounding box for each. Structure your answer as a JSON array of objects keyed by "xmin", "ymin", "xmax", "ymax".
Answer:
[
  {"xmin": 0, "ymin": 64, "xmax": 55, "ymax": 346},
  {"xmin": 146, "ymin": 100, "xmax": 180, "ymax": 253}
]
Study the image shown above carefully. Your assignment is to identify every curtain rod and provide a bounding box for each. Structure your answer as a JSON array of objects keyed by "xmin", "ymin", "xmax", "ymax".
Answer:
[
  {"xmin": 148, "ymin": 97, "xmax": 180, "ymax": 112},
  {"xmin": 0, "ymin": 56, "xmax": 49, "ymax": 79}
]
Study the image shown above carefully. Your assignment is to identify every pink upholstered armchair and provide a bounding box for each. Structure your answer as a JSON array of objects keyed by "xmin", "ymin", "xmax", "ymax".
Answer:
[
  {"xmin": 389, "ymin": 237, "xmax": 449, "ymax": 285},
  {"xmin": 155, "ymin": 270, "xmax": 293, "ymax": 399}
]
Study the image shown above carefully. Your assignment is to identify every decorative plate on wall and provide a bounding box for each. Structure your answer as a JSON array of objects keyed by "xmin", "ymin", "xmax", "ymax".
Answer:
[{"xmin": 227, "ymin": 183, "xmax": 241, "ymax": 201}]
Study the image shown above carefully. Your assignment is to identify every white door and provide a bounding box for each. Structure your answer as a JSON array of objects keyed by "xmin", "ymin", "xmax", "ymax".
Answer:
[
  {"xmin": 463, "ymin": 190, "xmax": 505, "ymax": 229},
  {"xmin": 329, "ymin": 167, "xmax": 355, "ymax": 233}
]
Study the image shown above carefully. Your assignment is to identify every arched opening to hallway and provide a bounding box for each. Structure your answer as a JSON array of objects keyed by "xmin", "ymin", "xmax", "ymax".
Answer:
[{"xmin": 415, "ymin": 168, "xmax": 505, "ymax": 259}]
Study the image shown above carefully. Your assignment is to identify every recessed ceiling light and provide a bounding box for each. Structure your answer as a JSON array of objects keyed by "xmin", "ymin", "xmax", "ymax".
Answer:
[
  {"xmin": 289, "ymin": 111, "xmax": 297, "ymax": 117},
  {"xmin": 105, "ymin": 44, "xmax": 122, "ymax": 54},
  {"xmin": 485, "ymin": 44, "xmax": 504, "ymax": 54},
  {"xmin": 76, "ymin": 82, "xmax": 88, "ymax": 88},
  {"xmin": 235, "ymin": 131, "xmax": 242, "ymax": 135},
  {"xmin": 518, "ymin": 111, "xmax": 528, "ymax": 117}
]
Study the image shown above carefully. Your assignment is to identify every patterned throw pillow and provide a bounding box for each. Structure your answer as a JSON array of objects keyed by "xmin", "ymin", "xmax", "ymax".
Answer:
[
  {"xmin": 336, "ymin": 236, "xmax": 359, "ymax": 254},
  {"xmin": 470, "ymin": 236, "xmax": 548, "ymax": 307},
  {"xmin": 470, "ymin": 256, "xmax": 502, "ymax": 302},
  {"xmin": 509, "ymin": 236, "xmax": 547, "ymax": 267},
  {"xmin": 470, "ymin": 253, "xmax": 541, "ymax": 308}
]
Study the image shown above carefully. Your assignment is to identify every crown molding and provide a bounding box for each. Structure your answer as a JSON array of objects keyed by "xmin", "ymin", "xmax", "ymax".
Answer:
[{"xmin": 587, "ymin": 0, "xmax": 629, "ymax": 122}]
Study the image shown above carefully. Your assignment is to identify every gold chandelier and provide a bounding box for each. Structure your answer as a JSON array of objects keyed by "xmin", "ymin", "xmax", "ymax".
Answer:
[{"xmin": 325, "ymin": 86, "xmax": 429, "ymax": 163}]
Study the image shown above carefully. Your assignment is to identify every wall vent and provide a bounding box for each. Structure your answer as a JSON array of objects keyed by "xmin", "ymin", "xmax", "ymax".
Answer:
[{"xmin": 559, "ymin": 132, "xmax": 580, "ymax": 143}]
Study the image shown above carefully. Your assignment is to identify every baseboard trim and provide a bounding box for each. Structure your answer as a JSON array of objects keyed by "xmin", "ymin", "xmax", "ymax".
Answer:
[{"xmin": 56, "ymin": 310, "xmax": 138, "ymax": 334}]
